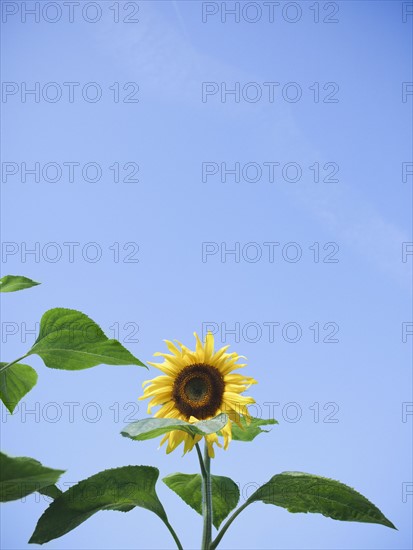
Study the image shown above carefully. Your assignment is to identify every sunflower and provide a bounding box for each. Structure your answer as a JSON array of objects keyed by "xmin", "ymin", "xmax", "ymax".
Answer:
[{"xmin": 139, "ymin": 332, "xmax": 257, "ymax": 457}]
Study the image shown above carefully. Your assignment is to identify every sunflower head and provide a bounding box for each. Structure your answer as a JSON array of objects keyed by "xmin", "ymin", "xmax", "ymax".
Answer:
[{"xmin": 139, "ymin": 332, "xmax": 257, "ymax": 457}]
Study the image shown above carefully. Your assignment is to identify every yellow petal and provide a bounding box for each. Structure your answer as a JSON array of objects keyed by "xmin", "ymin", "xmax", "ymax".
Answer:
[
  {"xmin": 219, "ymin": 358, "xmax": 247, "ymax": 376},
  {"xmin": 221, "ymin": 419, "xmax": 233, "ymax": 450},
  {"xmin": 154, "ymin": 401, "xmax": 176, "ymax": 418},
  {"xmin": 166, "ymin": 430, "xmax": 186, "ymax": 454},
  {"xmin": 164, "ymin": 339, "xmax": 182, "ymax": 357},
  {"xmin": 158, "ymin": 434, "xmax": 169, "ymax": 448},
  {"xmin": 147, "ymin": 360, "xmax": 179, "ymax": 376},
  {"xmin": 185, "ymin": 434, "xmax": 202, "ymax": 454},
  {"xmin": 194, "ymin": 332, "xmax": 204, "ymax": 355},
  {"xmin": 210, "ymin": 344, "xmax": 231, "ymax": 365},
  {"xmin": 203, "ymin": 332, "xmax": 215, "ymax": 362}
]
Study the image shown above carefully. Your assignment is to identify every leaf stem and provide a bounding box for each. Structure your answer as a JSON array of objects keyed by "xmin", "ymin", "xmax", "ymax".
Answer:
[
  {"xmin": 210, "ymin": 501, "xmax": 250, "ymax": 550},
  {"xmin": 197, "ymin": 441, "xmax": 213, "ymax": 550},
  {"xmin": 195, "ymin": 441, "xmax": 207, "ymax": 478},
  {"xmin": 164, "ymin": 520, "xmax": 184, "ymax": 550},
  {"xmin": 0, "ymin": 354, "xmax": 30, "ymax": 373}
]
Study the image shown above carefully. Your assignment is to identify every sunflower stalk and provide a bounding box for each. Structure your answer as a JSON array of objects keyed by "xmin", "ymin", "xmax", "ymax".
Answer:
[{"xmin": 197, "ymin": 442, "xmax": 213, "ymax": 550}]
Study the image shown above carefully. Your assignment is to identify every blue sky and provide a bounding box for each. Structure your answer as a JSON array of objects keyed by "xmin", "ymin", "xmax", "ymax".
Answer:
[{"xmin": 1, "ymin": 1, "xmax": 412, "ymax": 549}]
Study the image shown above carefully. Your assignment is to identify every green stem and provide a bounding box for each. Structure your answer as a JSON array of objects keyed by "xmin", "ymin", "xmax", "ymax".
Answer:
[
  {"xmin": 196, "ymin": 442, "xmax": 213, "ymax": 550},
  {"xmin": 195, "ymin": 441, "xmax": 207, "ymax": 478},
  {"xmin": 164, "ymin": 520, "xmax": 184, "ymax": 550},
  {"xmin": 210, "ymin": 501, "xmax": 250, "ymax": 550},
  {"xmin": 0, "ymin": 354, "xmax": 30, "ymax": 373}
]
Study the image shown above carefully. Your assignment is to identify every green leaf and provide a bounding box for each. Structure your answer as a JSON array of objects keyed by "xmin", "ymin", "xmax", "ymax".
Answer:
[
  {"xmin": 0, "ymin": 362, "xmax": 38, "ymax": 413},
  {"xmin": 0, "ymin": 452, "xmax": 65, "ymax": 502},
  {"xmin": 121, "ymin": 414, "xmax": 228, "ymax": 444},
  {"xmin": 163, "ymin": 473, "xmax": 239, "ymax": 529},
  {"xmin": 246, "ymin": 471, "xmax": 396, "ymax": 529},
  {"xmin": 0, "ymin": 275, "xmax": 40, "ymax": 292},
  {"xmin": 230, "ymin": 417, "xmax": 278, "ymax": 442},
  {"xmin": 26, "ymin": 308, "xmax": 146, "ymax": 370},
  {"xmin": 29, "ymin": 466, "xmax": 168, "ymax": 544}
]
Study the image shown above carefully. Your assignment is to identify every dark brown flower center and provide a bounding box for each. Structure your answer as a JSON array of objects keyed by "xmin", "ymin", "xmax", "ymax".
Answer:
[{"xmin": 172, "ymin": 363, "xmax": 224, "ymax": 420}]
